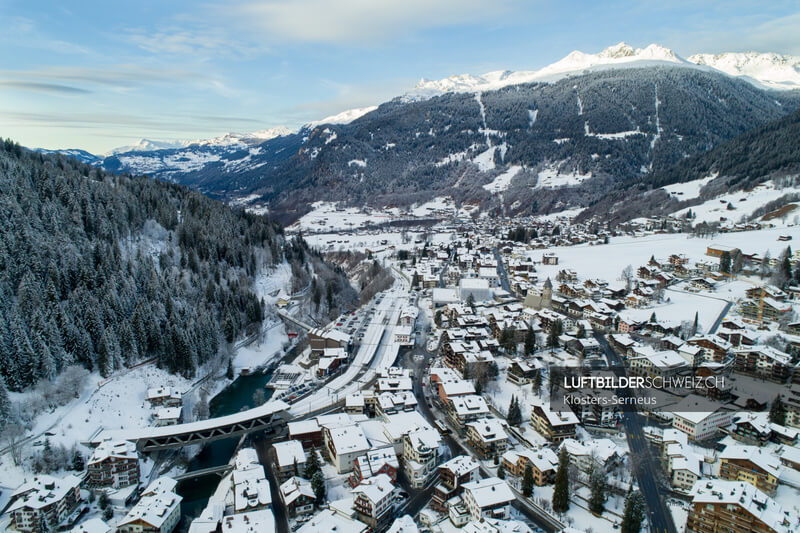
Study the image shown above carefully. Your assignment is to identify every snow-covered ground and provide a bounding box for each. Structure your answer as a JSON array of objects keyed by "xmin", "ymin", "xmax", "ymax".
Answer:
[
  {"xmin": 483, "ymin": 166, "xmax": 521, "ymax": 194},
  {"xmin": 289, "ymin": 202, "xmax": 400, "ymax": 232},
  {"xmin": 671, "ymin": 179, "xmax": 800, "ymax": 226},
  {"xmin": 303, "ymin": 230, "xmax": 455, "ymax": 255},
  {"xmin": 662, "ymin": 174, "xmax": 717, "ymax": 200},
  {"xmin": 528, "ymin": 226, "xmax": 800, "ymax": 283},
  {"xmin": 535, "ymin": 166, "xmax": 592, "ymax": 189},
  {"xmin": 0, "ymin": 364, "xmax": 191, "ymax": 490},
  {"xmin": 0, "ymin": 264, "xmax": 294, "ymax": 492}
]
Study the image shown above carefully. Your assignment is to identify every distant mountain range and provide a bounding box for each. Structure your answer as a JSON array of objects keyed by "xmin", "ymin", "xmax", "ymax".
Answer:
[{"xmin": 32, "ymin": 43, "xmax": 800, "ymax": 223}]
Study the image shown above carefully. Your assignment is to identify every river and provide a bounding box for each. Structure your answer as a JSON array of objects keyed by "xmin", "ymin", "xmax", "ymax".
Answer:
[{"xmin": 175, "ymin": 369, "xmax": 276, "ymax": 530}]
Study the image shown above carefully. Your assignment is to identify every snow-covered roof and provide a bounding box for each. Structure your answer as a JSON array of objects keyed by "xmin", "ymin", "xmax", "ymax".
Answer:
[
  {"xmin": 220, "ymin": 510, "xmax": 276, "ymax": 533},
  {"xmin": 439, "ymin": 455, "xmax": 480, "ymax": 477},
  {"xmin": 466, "ymin": 417, "xmax": 508, "ymax": 443},
  {"xmin": 69, "ymin": 518, "xmax": 111, "ymax": 533},
  {"xmin": 118, "ymin": 490, "xmax": 182, "ymax": 529},
  {"xmin": 279, "ymin": 476, "xmax": 315, "ymax": 506},
  {"xmin": 328, "ymin": 425, "xmax": 370, "ymax": 455},
  {"xmin": 288, "ymin": 419, "xmax": 321, "ymax": 435},
  {"xmin": 720, "ymin": 444, "xmax": 782, "ymax": 478},
  {"xmin": 502, "ymin": 448, "xmax": 559, "ymax": 472},
  {"xmin": 352, "ymin": 473, "xmax": 395, "ymax": 505},
  {"xmin": 689, "ymin": 480, "xmax": 799, "ymax": 532},
  {"xmin": 296, "ymin": 509, "xmax": 368, "ymax": 533},
  {"xmin": 463, "ymin": 477, "xmax": 515, "ymax": 508},
  {"xmin": 88, "ymin": 439, "xmax": 139, "ymax": 465},
  {"xmin": 273, "ymin": 440, "xmax": 306, "ymax": 468},
  {"xmin": 8, "ymin": 475, "xmax": 82, "ymax": 511},
  {"xmin": 143, "ymin": 477, "xmax": 178, "ymax": 497},
  {"xmin": 450, "ymin": 395, "xmax": 490, "ymax": 417}
]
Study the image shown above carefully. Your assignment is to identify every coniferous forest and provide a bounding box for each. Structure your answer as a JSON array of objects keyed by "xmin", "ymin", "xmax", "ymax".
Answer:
[{"xmin": 0, "ymin": 140, "xmax": 352, "ymax": 396}]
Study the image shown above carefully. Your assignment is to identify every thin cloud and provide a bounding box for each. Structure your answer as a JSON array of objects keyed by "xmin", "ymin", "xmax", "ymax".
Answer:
[
  {"xmin": 228, "ymin": 0, "xmax": 520, "ymax": 45},
  {"xmin": 124, "ymin": 26, "xmax": 266, "ymax": 60},
  {"xmin": 0, "ymin": 81, "xmax": 91, "ymax": 95}
]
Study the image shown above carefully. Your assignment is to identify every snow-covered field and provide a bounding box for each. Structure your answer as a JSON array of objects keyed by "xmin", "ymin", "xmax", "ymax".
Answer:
[
  {"xmin": 303, "ymin": 230, "xmax": 455, "ymax": 255},
  {"xmin": 289, "ymin": 202, "xmax": 401, "ymax": 232},
  {"xmin": 535, "ymin": 166, "xmax": 592, "ymax": 189},
  {"xmin": 0, "ymin": 364, "xmax": 191, "ymax": 490},
  {"xmin": 670, "ymin": 180, "xmax": 800, "ymax": 226},
  {"xmin": 483, "ymin": 166, "xmax": 521, "ymax": 194},
  {"xmin": 662, "ymin": 174, "xmax": 717, "ymax": 200},
  {"xmin": 528, "ymin": 226, "xmax": 800, "ymax": 283}
]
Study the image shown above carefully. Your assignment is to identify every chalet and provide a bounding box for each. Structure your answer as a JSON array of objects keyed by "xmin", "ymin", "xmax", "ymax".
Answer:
[
  {"xmin": 501, "ymin": 448, "xmax": 558, "ymax": 486},
  {"xmin": 462, "ymin": 477, "xmax": 515, "ymax": 522},
  {"xmin": 507, "ymin": 358, "xmax": 540, "ymax": 385},
  {"xmin": 87, "ymin": 440, "xmax": 140, "ymax": 489},
  {"xmin": 687, "ymin": 480, "xmax": 799, "ymax": 533},
  {"xmin": 706, "ymin": 244, "xmax": 740, "ymax": 258},
  {"xmin": 688, "ymin": 335, "xmax": 732, "ymax": 363},
  {"xmin": 145, "ymin": 387, "xmax": 182, "ymax": 408},
  {"xmin": 530, "ymin": 400, "xmax": 578, "ymax": 443},
  {"xmin": 350, "ymin": 446, "xmax": 398, "ymax": 487},
  {"xmin": 118, "ymin": 483, "xmax": 182, "ymax": 533},
  {"xmin": 287, "ymin": 419, "xmax": 323, "ymax": 449},
  {"xmin": 465, "ymin": 418, "xmax": 509, "ymax": 460},
  {"xmin": 352, "ymin": 474, "xmax": 396, "ymax": 529},
  {"xmin": 272, "ymin": 440, "xmax": 306, "ymax": 482},
  {"xmin": 447, "ymin": 395, "xmax": 491, "ymax": 433},
  {"xmin": 279, "ymin": 477, "xmax": 315, "ymax": 518},
  {"xmin": 6, "ymin": 475, "xmax": 82, "ymax": 533},
  {"xmin": 719, "ymin": 444, "xmax": 781, "ymax": 496},
  {"xmin": 431, "ymin": 455, "xmax": 480, "ymax": 512},
  {"xmin": 734, "ymin": 345, "xmax": 795, "ymax": 383}
]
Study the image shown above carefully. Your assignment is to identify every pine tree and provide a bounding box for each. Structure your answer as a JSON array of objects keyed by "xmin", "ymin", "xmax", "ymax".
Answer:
[
  {"xmin": 588, "ymin": 462, "xmax": 607, "ymax": 514},
  {"xmin": 226, "ymin": 358, "xmax": 234, "ymax": 380},
  {"xmin": 497, "ymin": 460, "xmax": 505, "ymax": 479},
  {"xmin": 0, "ymin": 377, "xmax": 11, "ymax": 429},
  {"xmin": 770, "ymin": 395, "xmax": 787, "ymax": 426},
  {"xmin": 71, "ymin": 449, "xmax": 84, "ymax": 471},
  {"xmin": 522, "ymin": 463, "xmax": 534, "ymax": 497},
  {"xmin": 719, "ymin": 251, "xmax": 731, "ymax": 274},
  {"xmin": 524, "ymin": 326, "xmax": 536, "ymax": 355},
  {"xmin": 532, "ymin": 371, "xmax": 542, "ymax": 394},
  {"xmin": 305, "ymin": 448, "xmax": 321, "ymax": 479},
  {"xmin": 311, "ymin": 470, "xmax": 326, "ymax": 503},
  {"xmin": 552, "ymin": 447, "xmax": 570, "ymax": 513},
  {"xmin": 621, "ymin": 492, "xmax": 645, "ymax": 533}
]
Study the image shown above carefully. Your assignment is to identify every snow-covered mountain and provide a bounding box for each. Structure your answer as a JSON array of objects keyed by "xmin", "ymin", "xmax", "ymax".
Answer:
[
  {"xmin": 33, "ymin": 148, "xmax": 103, "ymax": 165},
  {"xmin": 408, "ymin": 43, "xmax": 800, "ymax": 99},
  {"xmin": 687, "ymin": 52, "xmax": 800, "ymax": 91},
  {"xmin": 107, "ymin": 138, "xmax": 192, "ymax": 155}
]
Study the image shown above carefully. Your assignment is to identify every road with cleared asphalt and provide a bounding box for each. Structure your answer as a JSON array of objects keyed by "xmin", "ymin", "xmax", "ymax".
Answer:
[{"xmin": 596, "ymin": 333, "xmax": 677, "ymax": 533}]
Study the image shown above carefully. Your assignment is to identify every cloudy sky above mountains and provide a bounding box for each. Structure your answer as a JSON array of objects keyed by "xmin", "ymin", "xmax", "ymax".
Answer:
[{"xmin": 1, "ymin": 0, "xmax": 798, "ymax": 153}]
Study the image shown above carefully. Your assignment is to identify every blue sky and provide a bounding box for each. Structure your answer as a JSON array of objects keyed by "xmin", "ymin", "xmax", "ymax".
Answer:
[{"xmin": 1, "ymin": 0, "xmax": 798, "ymax": 153}]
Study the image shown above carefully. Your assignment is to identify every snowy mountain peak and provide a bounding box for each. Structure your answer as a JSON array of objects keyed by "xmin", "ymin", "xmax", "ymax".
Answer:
[
  {"xmin": 598, "ymin": 42, "xmax": 636, "ymax": 58},
  {"xmin": 408, "ymin": 42, "xmax": 688, "ymax": 99},
  {"xmin": 407, "ymin": 42, "xmax": 800, "ymax": 100},
  {"xmin": 107, "ymin": 138, "xmax": 191, "ymax": 155},
  {"xmin": 687, "ymin": 51, "xmax": 800, "ymax": 90}
]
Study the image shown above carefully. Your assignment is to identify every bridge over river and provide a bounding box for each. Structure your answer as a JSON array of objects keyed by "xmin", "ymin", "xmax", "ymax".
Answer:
[{"xmin": 87, "ymin": 400, "xmax": 290, "ymax": 453}]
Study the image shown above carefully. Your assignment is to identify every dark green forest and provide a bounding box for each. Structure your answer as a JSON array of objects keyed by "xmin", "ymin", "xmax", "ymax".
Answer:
[{"xmin": 0, "ymin": 140, "xmax": 353, "ymax": 398}]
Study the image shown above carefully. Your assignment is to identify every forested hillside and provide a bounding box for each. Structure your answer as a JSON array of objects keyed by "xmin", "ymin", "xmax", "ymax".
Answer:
[
  {"xmin": 100, "ymin": 67, "xmax": 800, "ymax": 222},
  {"xmin": 576, "ymin": 108, "xmax": 800, "ymax": 223},
  {"xmin": 0, "ymin": 140, "xmax": 354, "ymax": 395}
]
